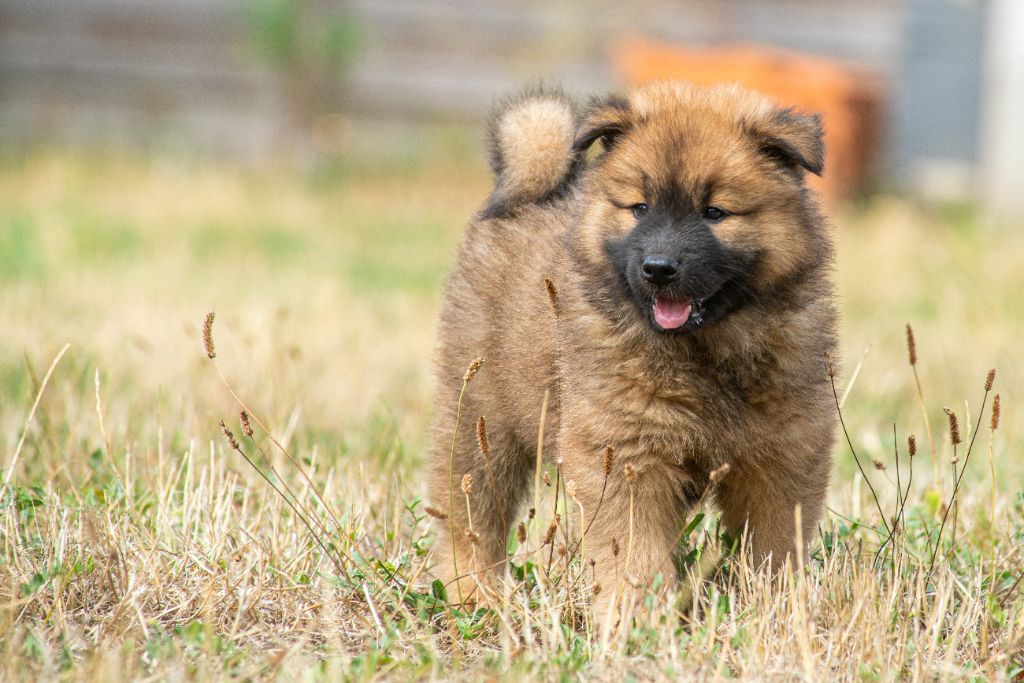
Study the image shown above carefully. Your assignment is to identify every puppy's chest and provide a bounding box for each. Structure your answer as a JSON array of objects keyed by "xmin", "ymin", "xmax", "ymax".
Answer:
[{"xmin": 562, "ymin": 352, "xmax": 761, "ymax": 459}]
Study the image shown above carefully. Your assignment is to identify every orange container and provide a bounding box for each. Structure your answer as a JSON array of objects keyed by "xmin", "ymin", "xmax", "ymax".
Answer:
[{"xmin": 613, "ymin": 37, "xmax": 882, "ymax": 205}]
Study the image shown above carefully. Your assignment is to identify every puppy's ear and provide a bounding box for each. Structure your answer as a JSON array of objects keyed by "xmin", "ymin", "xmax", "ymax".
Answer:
[
  {"xmin": 753, "ymin": 108, "xmax": 824, "ymax": 177},
  {"xmin": 573, "ymin": 94, "xmax": 633, "ymax": 153}
]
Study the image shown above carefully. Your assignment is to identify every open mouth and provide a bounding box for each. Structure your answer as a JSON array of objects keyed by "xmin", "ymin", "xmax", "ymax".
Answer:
[
  {"xmin": 652, "ymin": 295, "xmax": 691, "ymax": 330},
  {"xmin": 651, "ymin": 295, "xmax": 708, "ymax": 331}
]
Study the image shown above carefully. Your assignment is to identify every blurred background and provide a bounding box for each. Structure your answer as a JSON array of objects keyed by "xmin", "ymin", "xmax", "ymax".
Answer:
[
  {"xmin": 2, "ymin": 0, "xmax": 1023, "ymax": 213},
  {"xmin": 0, "ymin": 0, "xmax": 1021, "ymax": 476}
]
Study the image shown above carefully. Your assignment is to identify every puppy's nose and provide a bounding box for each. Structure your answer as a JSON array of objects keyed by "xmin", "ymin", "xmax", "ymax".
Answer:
[{"xmin": 641, "ymin": 256, "xmax": 679, "ymax": 285}]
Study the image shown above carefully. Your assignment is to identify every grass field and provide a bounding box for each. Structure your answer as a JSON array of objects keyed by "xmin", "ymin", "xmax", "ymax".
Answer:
[{"xmin": 1, "ymin": 147, "xmax": 1022, "ymax": 680}]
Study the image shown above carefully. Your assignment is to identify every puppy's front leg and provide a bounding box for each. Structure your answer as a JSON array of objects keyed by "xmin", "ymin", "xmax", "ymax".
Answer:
[{"xmin": 714, "ymin": 445, "xmax": 831, "ymax": 571}]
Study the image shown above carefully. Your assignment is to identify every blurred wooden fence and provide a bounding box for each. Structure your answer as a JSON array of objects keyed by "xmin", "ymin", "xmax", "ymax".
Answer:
[{"xmin": 0, "ymin": 0, "xmax": 902, "ymax": 158}]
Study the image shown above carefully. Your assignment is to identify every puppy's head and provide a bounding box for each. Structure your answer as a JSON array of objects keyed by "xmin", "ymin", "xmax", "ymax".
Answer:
[{"xmin": 572, "ymin": 82, "xmax": 827, "ymax": 334}]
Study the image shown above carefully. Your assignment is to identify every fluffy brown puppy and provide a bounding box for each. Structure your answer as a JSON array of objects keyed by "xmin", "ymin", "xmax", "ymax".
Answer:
[{"xmin": 429, "ymin": 82, "xmax": 837, "ymax": 612}]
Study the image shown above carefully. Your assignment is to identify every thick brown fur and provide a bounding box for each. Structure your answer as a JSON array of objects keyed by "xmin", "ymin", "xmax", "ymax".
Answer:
[{"xmin": 429, "ymin": 82, "xmax": 838, "ymax": 614}]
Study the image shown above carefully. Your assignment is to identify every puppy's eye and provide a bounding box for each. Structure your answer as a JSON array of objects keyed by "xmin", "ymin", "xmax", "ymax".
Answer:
[
  {"xmin": 631, "ymin": 203, "xmax": 649, "ymax": 219},
  {"xmin": 703, "ymin": 206, "xmax": 728, "ymax": 221}
]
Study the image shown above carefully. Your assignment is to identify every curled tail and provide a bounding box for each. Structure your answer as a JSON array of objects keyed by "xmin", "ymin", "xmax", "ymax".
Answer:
[{"xmin": 484, "ymin": 89, "xmax": 579, "ymax": 218}]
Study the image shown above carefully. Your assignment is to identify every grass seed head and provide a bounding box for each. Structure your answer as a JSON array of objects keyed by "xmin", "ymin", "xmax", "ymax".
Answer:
[
  {"xmin": 991, "ymin": 394, "xmax": 1001, "ymax": 431},
  {"xmin": 603, "ymin": 446, "xmax": 615, "ymax": 477},
  {"xmin": 517, "ymin": 522, "xmax": 527, "ymax": 544},
  {"xmin": 219, "ymin": 420, "xmax": 238, "ymax": 450},
  {"xmin": 203, "ymin": 311, "xmax": 216, "ymax": 359},
  {"xmin": 905, "ymin": 323, "xmax": 917, "ymax": 366},
  {"xmin": 544, "ymin": 277, "xmax": 558, "ymax": 313},
  {"xmin": 425, "ymin": 506, "xmax": 448, "ymax": 520},
  {"xmin": 908, "ymin": 434, "xmax": 917, "ymax": 456},
  {"xmin": 624, "ymin": 463, "xmax": 636, "ymax": 486},
  {"xmin": 239, "ymin": 410, "xmax": 254, "ymax": 437},
  {"xmin": 543, "ymin": 514, "xmax": 559, "ymax": 545},
  {"xmin": 709, "ymin": 462, "xmax": 731, "ymax": 484},
  {"xmin": 461, "ymin": 473, "xmax": 474, "ymax": 495},
  {"xmin": 944, "ymin": 407, "xmax": 961, "ymax": 446},
  {"xmin": 463, "ymin": 357, "xmax": 484, "ymax": 383},
  {"xmin": 464, "ymin": 529, "xmax": 480, "ymax": 544},
  {"xmin": 476, "ymin": 415, "xmax": 490, "ymax": 457},
  {"xmin": 543, "ymin": 470, "xmax": 551, "ymax": 487},
  {"xmin": 873, "ymin": 459, "xmax": 886, "ymax": 471},
  {"xmin": 985, "ymin": 368, "xmax": 996, "ymax": 391},
  {"xmin": 612, "ymin": 537, "xmax": 620, "ymax": 557},
  {"xmin": 824, "ymin": 352, "xmax": 836, "ymax": 378}
]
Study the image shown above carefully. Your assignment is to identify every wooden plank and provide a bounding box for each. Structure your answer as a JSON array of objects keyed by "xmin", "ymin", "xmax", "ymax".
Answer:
[{"xmin": 0, "ymin": 0, "xmax": 906, "ymax": 155}]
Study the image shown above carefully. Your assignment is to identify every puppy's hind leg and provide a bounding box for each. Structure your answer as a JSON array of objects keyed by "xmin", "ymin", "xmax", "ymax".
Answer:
[{"xmin": 429, "ymin": 406, "xmax": 532, "ymax": 606}]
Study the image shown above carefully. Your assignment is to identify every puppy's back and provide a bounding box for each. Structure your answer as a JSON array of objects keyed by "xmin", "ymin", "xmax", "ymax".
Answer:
[{"xmin": 433, "ymin": 91, "xmax": 579, "ymax": 458}]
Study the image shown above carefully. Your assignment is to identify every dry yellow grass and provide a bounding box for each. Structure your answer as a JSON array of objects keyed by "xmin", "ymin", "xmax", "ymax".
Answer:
[{"xmin": 1, "ymin": 150, "xmax": 1022, "ymax": 680}]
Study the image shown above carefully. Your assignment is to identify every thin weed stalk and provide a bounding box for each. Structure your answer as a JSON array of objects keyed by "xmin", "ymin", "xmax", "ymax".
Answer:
[
  {"xmin": 1, "ymin": 343, "xmax": 70, "ymax": 498},
  {"xmin": 906, "ymin": 324, "xmax": 939, "ymax": 486},
  {"xmin": 203, "ymin": 313, "xmax": 342, "ymax": 535},
  {"xmin": 462, "ymin": 473, "xmax": 485, "ymax": 602},
  {"xmin": 893, "ymin": 424, "xmax": 903, "ymax": 525},
  {"xmin": 988, "ymin": 394, "xmax": 1000, "ymax": 581},
  {"xmin": 218, "ymin": 421, "xmax": 347, "ymax": 577},
  {"xmin": 896, "ymin": 435, "xmax": 916, "ymax": 546},
  {"xmin": 447, "ymin": 357, "xmax": 483, "ymax": 604},
  {"xmin": 475, "ymin": 416, "xmax": 507, "ymax": 536},
  {"xmin": 532, "ymin": 389, "xmax": 550, "ymax": 553},
  {"xmin": 875, "ymin": 425, "xmax": 905, "ymax": 565},
  {"xmin": 545, "ymin": 463, "xmax": 562, "ymax": 576},
  {"xmin": 563, "ymin": 447, "xmax": 614, "ymax": 570},
  {"xmin": 838, "ymin": 343, "xmax": 871, "ymax": 409},
  {"xmin": 566, "ymin": 480, "xmax": 585, "ymax": 617},
  {"xmin": 560, "ymin": 462, "xmax": 571, "ymax": 583},
  {"xmin": 241, "ymin": 412, "xmax": 336, "ymax": 548},
  {"xmin": 828, "ymin": 357, "xmax": 891, "ymax": 536},
  {"xmin": 927, "ymin": 372, "xmax": 994, "ymax": 576}
]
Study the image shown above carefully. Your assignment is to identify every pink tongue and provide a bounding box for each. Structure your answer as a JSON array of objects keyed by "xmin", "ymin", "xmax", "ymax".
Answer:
[{"xmin": 653, "ymin": 296, "xmax": 692, "ymax": 329}]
